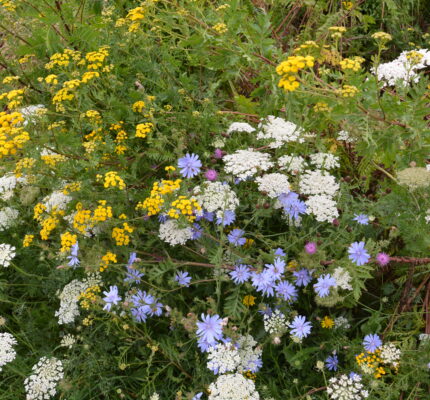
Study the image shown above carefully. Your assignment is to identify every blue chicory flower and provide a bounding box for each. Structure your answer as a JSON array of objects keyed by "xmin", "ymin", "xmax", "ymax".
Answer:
[{"xmin": 178, "ymin": 153, "xmax": 202, "ymax": 178}]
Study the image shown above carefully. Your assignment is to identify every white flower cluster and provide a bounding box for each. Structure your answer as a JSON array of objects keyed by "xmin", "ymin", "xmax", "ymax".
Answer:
[
  {"xmin": 300, "ymin": 169, "xmax": 339, "ymax": 223},
  {"xmin": 208, "ymin": 373, "xmax": 260, "ymax": 400},
  {"xmin": 255, "ymin": 173, "xmax": 290, "ymax": 198},
  {"xmin": 235, "ymin": 334, "xmax": 262, "ymax": 373},
  {"xmin": 194, "ymin": 182, "xmax": 239, "ymax": 217},
  {"xmin": 379, "ymin": 343, "xmax": 401, "ymax": 366},
  {"xmin": 149, "ymin": 393, "xmax": 160, "ymax": 400},
  {"xmin": 55, "ymin": 274, "xmax": 101, "ymax": 324},
  {"xmin": 60, "ymin": 334, "xmax": 76, "ymax": 349},
  {"xmin": 334, "ymin": 316, "xmax": 350, "ymax": 330},
  {"xmin": 263, "ymin": 309, "xmax": 289, "ymax": 335},
  {"xmin": 223, "ymin": 149, "xmax": 274, "ymax": 180},
  {"xmin": 333, "ymin": 267, "xmax": 353, "ymax": 291},
  {"xmin": 337, "ymin": 130, "xmax": 354, "ymax": 143},
  {"xmin": 309, "ymin": 153, "xmax": 340, "ymax": 170},
  {"xmin": 257, "ymin": 116, "xmax": 304, "ymax": 148},
  {"xmin": 207, "ymin": 342, "xmax": 241, "ymax": 374},
  {"xmin": 158, "ymin": 219, "xmax": 193, "ymax": 246},
  {"xmin": 305, "ymin": 195, "xmax": 339, "ymax": 223},
  {"xmin": 0, "ymin": 243, "xmax": 16, "ymax": 267},
  {"xmin": 20, "ymin": 104, "xmax": 46, "ymax": 125},
  {"xmin": 425, "ymin": 209, "xmax": 430, "ymax": 224},
  {"xmin": 0, "ymin": 332, "xmax": 17, "ymax": 371},
  {"xmin": 227, "ymin": 122, "xmax": 255, "ymax": 135},
  {"xmin": 373, "ymin": 49, "xmax": 430, "ymax": 87},
  {"xmin": 0, "ymin": 207, "xmax": 19, "ymax": 231},
  {"xmin": 278, "ymin": 155, "xmax": 306, "ymax": 174},
  {"xmin": 0, "ymin": 173, "xmax": 22, "ymax": 200},
  {"xmin": 24, "ymin": 357, "xmax": 64, "ymax": 400},
  {"xmin": 327, "ymin": 374, "xmax": 369, "ymax": 400},
  {"xmin": 43, "ymin": 191, "xmax": 72, "ymax": 213}
]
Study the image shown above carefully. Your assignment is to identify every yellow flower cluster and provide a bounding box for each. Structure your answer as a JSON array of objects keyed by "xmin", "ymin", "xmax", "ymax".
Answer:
[
  {"xmin": 276, "ymin": 56, "xmax": 315, "ymax": 91},
  {"xmin": 81, "ymin": 71, "xmax": 100, "ymax": 83},
  {"xmin": 52, "ymin": 88, "xmax": 74, "ymax": 112},
  {"xmin": 405, "ymin": 50, "xmax": 424, "ymax": 65},
  {"xmin": 213, "ymin": 23, "xmax": 228, "ymax": 34},
  {"xmin": 136, "ymin": 179, "xmax": 182, "ymax": 216},
  {"xmin": 356, "ymin": 349, "xmax": 386, "ymax": 379},
  {"xmin": 60, "ymin": 232, "xmax": 77, "ymax": 253},
  {"xmin": 0, "ymin": 89, "xmax": 25, "ymax": 109},
  {"xmin": 342, "ymin": 1, "xmax": 353, "ymax": 10},
  {"xmin": 92, "ymin": 200, "xmax": 113, "ymax": 222},
  {"xmin": 2, "ymin": 76, "xmax": 19, "ymax": 84},
  {"xmin": 45, "ymin": 49, "xmax": 82, "ymax": 70},
  {"xmin": 125, "ymin": 6, "xmax": 145, "ymax": 32},
  {"xmin": 0, "ymin": 111, "xmax": 30, "ymax": 158},
  {"xmin": 23, "ymin": 234, "xmax": 34, "ymax": 247},
  {"xmin": 79, "ymin": 285, "xmax": 101, "ymax": 310},
  {"xmin": 287, "ymin": 260, "xmax": 298, "ymax": 270},
  {"xmin": 135, "ymin": 122, "xmax": 153, "ymax": 138},
  {"xmin": 321, "ymin": 316, "xmax": 335, "ymax": 328},
  {"xmin": 85, "ymin": 46, "xmax": 110, "ymax": 70},
  {"xmin": 112, "ymin": 223, "xmax": 134, "ymax": 246},
  {"xmin": 82, "ymin": 110, "xmax": 102, "ymax": 124},
  {"xmin": 329, "ymin": 26, "xmax": 347, "ymax": 39},
  {"xmin": 104, "ymin": 171, "xmax": 126, "ymax": 190},
  {"xmin": 371, "ymin": 32, "xmax": 392, "ymax": 42},
  {"xmin": 336, "ymin": 85, "xmax": 359, "ymax": 97},
  {"xmin": 132, "ymin": 101, "xmax": 146, "ymax": 113},
  {"xmin": 293, "ymin": 41, "xmax": 319, "ymax": 53},
  {"xmin": 242, "ymin": 295, "xmax": 256, "ymax": 307},
  {"xmin": 40, "ymin": 214, "xmax": 61, "ymax": 240},
  {"xmin": 111, "ymin": 122, "xmax": 127, "ymax": 143},
  {"xmin": 73, "ymin": 206, "xmax": 92, "ymax": 234},
  {"xmin": 313, "ymin": 102, "xmax": 331, "ymax": 112},
  {"xmin": 18, "ymin": 54, "xmax": 35, "ymax": 64},
  {"xmin": 41, "ymin": 153, "xmax": 67, "ymax": 167},
  {"xmin": 167, "ymin": 196, "xmax": 202, "ymax": 222},
  {"xmin": 100, "ymin": 251, "xmax": 117, "ymax": 272},
  {"xmin": 63, "ymin": 182, "xmax": 81, "ymax": 195},
  {"xmin": 45, "ymin": 74, "xmax": 59, "ymax": 85},
  {"xmin": 14, "ymin": 157, "xmax": 35, "ymax": 177},
  {"xmin": 0, "ymin": 0, "xmax": 15, "ymax": 11},
  {"xmin": 339, "ymin": 56, "xmax": 364, "ymax": 72}
]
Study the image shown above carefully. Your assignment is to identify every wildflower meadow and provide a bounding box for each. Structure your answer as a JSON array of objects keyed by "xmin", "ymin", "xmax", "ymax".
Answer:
[{"xmin": 1, "ymin": 0, "xmax": 430, "ymax": 399}]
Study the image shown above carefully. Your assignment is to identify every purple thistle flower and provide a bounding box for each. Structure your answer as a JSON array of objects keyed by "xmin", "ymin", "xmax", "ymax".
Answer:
[
  {"xmin": 265, "ymin": 257, "xmax": 285, "ymax": 281},
  {"xmin": 275, "ymin": 280, "xmax": 298, "ymax": 301},
  {"xmin": 102, "ymin": 286, "xmax": 121, "ymax": 312},
  {"xmin": 229, "ymin": 264, "xmax": 251, "ymax": 284},
  {"xmin": 227, "ymin": 228, "xmax": 246, "ymax": 246},
  {"xmin": 67, "ymin": 242, "xmax": 80, "ymax": 267},
  {"xmin": 314, "ymin": 274, "xmax": 336, "ymax": 297},
  {"xmin": 325, "ymin": 353, "xmax": 339, "ymax": 371},
  {"xmin": 214, "ymin": 149, "xmax": 223, "ymax": 159},
  {"xmin": 376, "ymin": 252, "xmax": 390, "ymax": 266},
  {"xmin": 274, "ymin": 247, "xmax": 286, "ymax": 256},
  {"xmin": 289, "ymin": 315, "xmax": 312, "ymax": 339},
  {"xmin": 205, "ymin": 169, "xmax": 218, "ymax": 181},
  {"xmin": 196, "ymin": 314, "xmax": 223, "ymax": 345},
  {"xmin": 363, "ymin": 334, "xmax": 382, "ymax": 352},
  {"xmin": 293, "ymin": 268, "xmax": 313, "ymax": 287},
  {"xmin": 348, "ymin": 242, "xmax": 370, "ymax": 266},
  {"xmin": 175, "ymin": 271, "xmax": 191, "ymax": 287},
  {"xmin": 178, "ymin": 153, "xmax": 202, "ymax": 178},
  {"xmin": 353, "ymin": 214, "xmax": 369, "ymax": 225},
  {"xmin": 304, "ymin": 242, "xmax": 317, "ymax": 255},
  {"xmin": 216, "ymin": 210, "xmax": 236, "ymax": 226}
]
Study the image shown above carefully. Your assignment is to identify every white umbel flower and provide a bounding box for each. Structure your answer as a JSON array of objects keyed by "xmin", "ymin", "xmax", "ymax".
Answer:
[
  {"xmin": 193, "ymin": 182, "xmax": 239, "ymax": 217},
  {"xmin": 223, "ymin": 149, "xmax": 273, "ymax": 180},
  {"xmin": 334, "ymin": 316, "xmax": 350, "ymax": 330},
  {"xmin": 149, "ymin": 393, "xmax": 160, "ymax": 400},
  {"xmin": 327, "ymin": 374, "xmax": 369, "ymax": 400},
  {"xmin": 236, "ymin": 334, "xmax": 262, "ymax": 373},
  {"xmin": 24, "ymin": 357, "xmax": 64, "ymax": 400},
  {"xmin": 20, "ymin": 104, "xmax": 46, "ymax": 125},
  {"xmin": 309, "ymin": 153, "xmax": 340, "ymax": 170},
  {"xmin": 299, "ymin": 170, "xmax": 339, "ymax": 198},
  {"xmin": 257, "ymin": 116, "xmax": 304, "ymax": 148},
  {"xmin": 158, "ymin": 219, "xmax": 193, "ymax": 246},
  {"xmin": 379, "ymin": 343, "xmax": 401, "ymax": 365},
  {"xmin": 333, "ymin": 267, "xmax": 353, "ymax": 291},
  {"xmin": 207, "ymin": 342, "xmax": 241, "ymax": 374},
  {"xmin": 255, "ymin": 173, "xmax": 290, "ymax": 198},
  {"xmin": 0, "ymin": 207, "xmax": 19, "ymax": 231},
  {"xmin": 208, "ymin": 373, "xmax": 260, "ymax": 400},
  {"xmin": 60, "ymin": 334, "xmax": 76, "ymax": 349},
  {"xmin": 43, "ymin": 191, "xmax": 72, "ymax": 213},
  {"xmin": 0, "ymin": 332, "xmax": 17, "ymax": 371},
  {"xmin": 0, "ymin": 243, "xmax": 16, "ymax": 267},
  {"xmin": 305, "ymin": 195, "xmax": 339, "ymax": 223},
  {"xmin": 263, "ymin": 309, "xmax": 289, "ymax": 335},
  {"xmin": 278, "ymin": 155, "xmax": 306, "ymax": 174},
  {"xmin": 337, "ymin": 130, "xmax": 354, "ymax": 143},
  {"xmin": 227, "ymin": 122, "xmax": 255, "ymax": 135}
]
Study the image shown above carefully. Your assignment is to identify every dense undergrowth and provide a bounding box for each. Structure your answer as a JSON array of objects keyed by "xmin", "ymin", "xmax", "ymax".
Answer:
[{"xmin": 0, "ymin": 0, "xmax": 430, "ymax": 399}]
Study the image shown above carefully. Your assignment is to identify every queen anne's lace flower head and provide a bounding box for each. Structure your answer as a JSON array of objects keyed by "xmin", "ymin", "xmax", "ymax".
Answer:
[
  {"xmin": 43, "ymin": 190, "xmax": 72, "ymax": 212},
  {"xmin": 255, "ymin": 173, "xmax": 290, "ymax": 198},
  {"xmin": 305, "ymin": 195, "xmax": 339, "ymax": 223},
  {"xmin": 327, "ymin": 374, "xmax": 369, "ymax": 400},
  {"xmin": 207, "ymin": 342, "xmax": 241, "ymax": 374},
  {"xmin": 0, "ymin": 332, "xmax": 17, "ymax": 371},
  {"xmin": 223, "ymin": 149, "xmax": 274, "ymax": 180},
  {"xmin": 300, "ymin": 170, "xmax": 339, "ymax": 197},
  {"xmin": 193, "ymin": 182, "xmax": 239, "ymax": 218},
  {"xmin": 333, "ymin": 267, "xmax": 353, "ymax": 291},
  {"xmin": 278, "ymin": 155, "xmax": 306, "ymax": 174},
  {"xmin": 263, "ymin": 309, "xmax": 289, "ymax": 335},
  {"xmin": 257, "ymin": 116, "xmax": 304, "ymax": 148},
  {"xmin": 0, "ymin": 243, "xmax": 16, "ymax": 267},
  {"xmin": 379, "ymin": 342, "xmax": 401, "ymax": 365},
  {"xmin": 0, "ymin": 207, "xmax": 19, "ymax": 231},
  {"xmin": 24, "ymin": 357, "xmax": 64, "ymax": 400},
  {"xmin": 226, "ymin": 122, "xmax": 255, "ymax": 135},
  {"xmin": 309, "ymin": 153, "xmax": 340, "ymax": 170},
  {"xmin": 158, "ymin": 219, "xmax": 193, "ymax": 246},
  {"xmin": 208, "ymin": 373, "xmax": 260, "ymax": 400}
]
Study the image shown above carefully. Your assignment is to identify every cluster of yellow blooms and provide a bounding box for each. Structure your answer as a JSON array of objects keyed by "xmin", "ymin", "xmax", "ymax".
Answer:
[
  {"xmin": 135, "ymin": 122, "xmax": 153, "ymax": 138},
  {"xmin": 0, "ymin": 112, "xmax": 30, "ymax": 158},
  {"xmin": 356, "ymin": 349, "xmax": 387, "ymax": 379},
  {"xmin": 328, "ymin": 26, "xmax": 347, "ymax": 39},
  {"xmin": 85, "ymin": 46, "xmax": 110, "ymax": 70},
  {"xmin": 213, "ymin": 23, "xmax": 228, "ymax": 34},
  {"xmin": 371, "ymin": 31, "xmax": 392, "ymax": 42},
  {"xmin": 82, "ymin": 110, "xmax": 102, "ymax": 124},
  {"xmin": 405, "ymin": 50, "xmax": 424, "ymax": 65},
  {"xmin": 0, "ymin": 89, "xmax": 24, "ymax": 109},
  {"xmin": 73, "ymin": 201, "xmax": 113, "ymax": 234},
  {"xmin": 41, "ymin": 153, "xmax": 67, "ymax": 167},
  {"xmin": 100, "ymin": 252, "xmax": 117, "ymax": 272},
  {"xmin": 132, "ymin": 101, "xmax": 146, "ymax": 113},
  {"xmin": 0, "ymin": 0, "xmax": 16, "ymax": 11},
  {"xmin": 62, "ymin": 182, "xmax": 81, "ymax": 195},
  {"xmin": 39, "ymin": 212, "xmax": 63, "ymax": 240},
  {"xmin": 112, "ymin": 223, "xmax": 134, "ymax": 246},
  {"xmin": 103, "ymin": 171, "xmax": 126, "ymax": 190},
  {"xmin": 79, "ymin": 285, "xmax": 101, "ymax": 309},
  {"xmin": 293, "ymin": 40, "xmax": 319, "ymax": 54},
  {"xmin": 14, "ymin": 157, "xmax": 35, "ymax": 177},
  {"xmin": 136, "ymin": 179, "xmax": 182, "ymax": 216},
  {"xmin": 276, "ymin": 55, "xmax": 315, "ymax": 91},
  {"xmin": 313, "ymin": 102, "xmax": 331, "ymax": 112},
  {"xmin": 60, "ymin": 232, "xmax": 77, "ymax": 253},
  {"xmin": 45, "ymin": 49, "xmax": 82, "ymax": 70},
  {"xmin": 320, "ymin": 316, "xmax": 335, "ymax": 328},
  {"xmin": 336, "ymin": 85, "xmax": 360, "ymax": 98},
  {"xmin": 339, "ymin": 56, "xmax": 364, "ymax": 72},
  {"xmin": 23, "ymin": 234, "xmax": 34, "ymax": 247},
  {"xmin": 167, "ymin": 196, "xmax": 202, "ymax": 222},
  {"xmin": 242, "ymin": 295, "xmax": 256, "ymax": 307},
  {"xmin": 117, "ymin": 6, "xmax": 146, "ymax": 32}
]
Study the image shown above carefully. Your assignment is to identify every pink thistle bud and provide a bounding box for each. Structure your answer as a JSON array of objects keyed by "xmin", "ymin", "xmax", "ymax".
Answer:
[
  {"xmin": 205, "ymin": 169, "xmax": 218, "ymax": 181},
  {"xmin": 305, "ymin": 242, "xmax": 317, "ymax": 255},
  {"xmin": 214, "ymin": 149, "xmax": 223, "ymax": 159}
]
